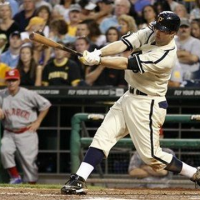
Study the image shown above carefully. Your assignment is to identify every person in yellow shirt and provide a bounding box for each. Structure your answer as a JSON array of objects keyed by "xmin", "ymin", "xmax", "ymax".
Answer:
[
  {"xmin": 67, "ymin": 4, "xmax": 82, "ymax": 37},
  {"xmin": 0, "ymin": 62, "xmax": 10, "ymax": 86}
]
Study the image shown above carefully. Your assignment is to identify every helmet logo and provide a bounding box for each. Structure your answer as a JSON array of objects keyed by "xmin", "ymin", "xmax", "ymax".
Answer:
[{"xmin": 158, "ymin": 17, "xmax": 164, "ymax": 22}]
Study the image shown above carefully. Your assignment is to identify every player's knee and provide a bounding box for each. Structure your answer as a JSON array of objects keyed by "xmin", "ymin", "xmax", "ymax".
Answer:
[{"xmin": 0, "ymin": 146, "xmax": 12, "ymax": 158}]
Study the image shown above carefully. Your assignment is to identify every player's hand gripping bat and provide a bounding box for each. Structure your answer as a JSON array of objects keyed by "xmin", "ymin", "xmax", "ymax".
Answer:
[{"xmin": 29, "ymin": 32, "xmax": 82, "ymax": 56}]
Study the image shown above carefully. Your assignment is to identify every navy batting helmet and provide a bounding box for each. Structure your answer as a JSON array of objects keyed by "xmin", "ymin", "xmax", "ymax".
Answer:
[{"xmin": 152, "ymin": 11, "xmax": 180, "ymax": 33}]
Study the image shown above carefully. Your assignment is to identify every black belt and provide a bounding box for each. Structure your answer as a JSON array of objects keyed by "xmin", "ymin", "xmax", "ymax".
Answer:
[{"xmin": 129, "ymin": 87, "xmax": 147, "ymax": 96}]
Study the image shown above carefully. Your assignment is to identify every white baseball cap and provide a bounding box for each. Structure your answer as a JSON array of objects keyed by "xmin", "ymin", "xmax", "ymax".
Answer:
[{"xmin": 84, "ymin": 2, "xmax": 96, "ymax": 10}]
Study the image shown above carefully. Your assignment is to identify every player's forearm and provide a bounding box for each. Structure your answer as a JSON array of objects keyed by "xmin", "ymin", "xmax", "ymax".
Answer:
[
  {"xmin": 85, "ymin": 65, "xmax": 105, "ymax": 86},
  {"xmin": 168, "ymin": 81, "xmax": 181, "ymax": 87},
  {"xmin": 141, "ymin": 165, "xmax": 168, "ymax": 177},
  {"xmin": 129, "ymin": 168, "xmax": 149, "ymax": 178},
  {"xmin": 100, "ymin": 41, "xmax": 127, "ymax": 56},
  {"xmin": 35, "ymin": 65, "xmax": 43, "ymax": 86},
  {"xmin": 36, "ymin": 108, "xmax": 50, "ymax": 125},
  {"xmin": 178, "ymin": 54, "xmax": 199, "ymax": 64},
  {"xmin": 101, "ymin": 57, "xmax": 128, "ymax": 70}
]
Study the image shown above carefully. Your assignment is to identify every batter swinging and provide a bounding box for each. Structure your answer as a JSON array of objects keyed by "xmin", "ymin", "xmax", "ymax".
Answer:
[{"xmin": 61, "ymin": 11, "xmax": 200, "ymax": 195}]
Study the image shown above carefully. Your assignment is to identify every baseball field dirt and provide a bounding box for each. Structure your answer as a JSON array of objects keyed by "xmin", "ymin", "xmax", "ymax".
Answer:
[{"xmin": 0, "ymin": 186, "xmax": 200, "ymax": 200}]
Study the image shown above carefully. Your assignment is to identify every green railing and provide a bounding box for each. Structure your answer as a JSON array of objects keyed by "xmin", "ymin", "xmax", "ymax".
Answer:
[{"xmin": 70, "ymin": 113, "xmax": 200, "ymax": 173}]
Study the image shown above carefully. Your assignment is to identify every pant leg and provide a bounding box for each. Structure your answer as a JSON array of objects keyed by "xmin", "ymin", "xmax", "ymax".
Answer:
[
  {"xmin": 90, "ymin": 94, "xmax": 129, "ymax": 157},
  {"xmin": 122, "ymin": 93, "xmax": 173, "ymax": 171},
  {"xmin": 1, "ymin": 131, "xmax": 17, "ymax": 168},
  {"xmin": 14, "ymin": 131, "xmax": 39, "ymax": 182}
]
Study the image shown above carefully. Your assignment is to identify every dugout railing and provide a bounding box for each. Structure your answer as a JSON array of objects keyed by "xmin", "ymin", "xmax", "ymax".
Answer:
[{"xmin": 70, "ymin": 113, "xmax": 200, "ymax": 186}]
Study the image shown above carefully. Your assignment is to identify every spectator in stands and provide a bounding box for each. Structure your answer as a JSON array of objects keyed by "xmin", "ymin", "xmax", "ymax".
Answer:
[
  {"xmin": 16, "ymin": 44, "xmax": 42, "ymax": 86},
  {"xmin": 1, "ymin": 31, "xmax": 22, "ymax": 69},
  {"xmin": 100, "ymin": 0, "xmax": 131, "ymax": 34},
  {"xmin": 35, "ymin": 0, "xmax": 52, "ymax": 11},
  {"xmin": 118, "ymin": 14, "xmax": 137, "ymax": 36},
  {"xmin": 42, "ymin": 42, "xmax": 82, "ymax": 86},
  {"xmin": 138, "ymin": 5, "xmax": 157, "ymax": 29},
  {"xmin": 85, "ymin": 62, "xmax": 127, "ymax": 87},
  {"xmin": 128, "ymin": 148, "xmax": 175, "ymax": 188},
  {"xmin": 78, "ymin": 0, "xmax": 113, "ymax": 25},
  {"xmin": 76, "ymin": 20, "xmax": 90, "ymax": 37},
  {"xmin": 104, "ymin": 27, "xmax": 121, "ymax": 46},
  {"xmin": 190, "ymin": 0, "xmax": 200, "ymax": 21},
  {"xmin": 73, "ymin": 37, "xmax": 91, "ymax": 80},
  {"xmin": 118, "ymin": 14, "xmax": 137, "ymax": 58},
  {"xmin": 88, "ymin": 20, "xmax": 106, "ymax": 48},
  {"xmin": 0, "ymin": 3, "xmax": 20, "ymax": 50},
  {"xmin": 67, "ymin": 4, "xmax": 82, "ymax": 37},
  {"xmin": 166, "ymin": 0, "xmax": 180, "ymax": 12},
  {"xmin": 13, "ymin": 0, "xmax": 36, "ymax": 32},
  {"xmin": 168, "ymin": 60, "xmax": 183, "ymax": 87},
  {"xmin": 35, "ymin": 5, "xmax": 52, "ymax": 38},
  {"xmin": 20, "ymin": 16, "xmax": 45, "ymax": 44},
  {"xmin": 0, "ymin": 34, "xmax": 7, "ymax": 54},
  {"xmin": 52, "ymin": 0, "xmax": 75, "ymax": 22},
  {"xmin": 95, "ymin": 0, "xmax": 114, "ymax": 24},
  {"xmin": 4, "ymin": 0, "xmax": 19, "ymax": 17},
  {"xmin": 175, "ymin": 19, "xmax": 200, "ymax": 86},
  {"xmin": 49, "ymin": 18, "xmax": 76, "ymax": 44},
  {"xmin": 0, "ymin": 62, "xmax": 10, "ymax": 86},
  {"xmin": 76, "ymin": 20, "xmax": 98, "ymax": 51},
  {"xmin": 191, "ymin": 19, "xmax": 200, "ymax": 39},
  {"xmin": 78, "ymin": 0, "xmax": 97, "ymax": 19},
  {"xmin": 132, "ymin": 0, "xmax": 151, "ymax": 16},
  {"xmin": 174, "ymin": 4, "xmax": 189, "ymax": 20},
  {"xmin": 153, "ymin": 1, "xmax": 170, "ymax": 14},
  {"xmin": 32, "ymin": 36, "xmax": 51, "ymax": 67}
]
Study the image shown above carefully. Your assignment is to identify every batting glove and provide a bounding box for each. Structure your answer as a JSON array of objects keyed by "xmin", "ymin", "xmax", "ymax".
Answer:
[{"xmin": 79, "ymin": 50, "xmax": 101, "ymax": 66}]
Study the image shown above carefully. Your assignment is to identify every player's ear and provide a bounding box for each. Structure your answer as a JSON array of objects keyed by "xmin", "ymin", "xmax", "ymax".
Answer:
[{"xmin": 170, "ymin": 31, "xmax": 176, "ymax": 37}]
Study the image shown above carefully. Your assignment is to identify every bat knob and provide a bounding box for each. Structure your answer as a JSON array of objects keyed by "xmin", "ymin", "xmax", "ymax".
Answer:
[{"xmin": 29, "ymin": 32, "xmax": 35, "ymax": 40}]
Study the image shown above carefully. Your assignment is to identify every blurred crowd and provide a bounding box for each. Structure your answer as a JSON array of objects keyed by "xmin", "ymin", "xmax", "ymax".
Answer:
[{"xmin": 0, "ymin": 0, "xmax": 200, "ymax": 88}]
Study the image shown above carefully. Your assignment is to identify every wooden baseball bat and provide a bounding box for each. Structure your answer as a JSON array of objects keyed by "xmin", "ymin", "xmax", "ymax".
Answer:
[{"xmin": 29, "ymin": 32, "xmax": 82, "ymax": 56}]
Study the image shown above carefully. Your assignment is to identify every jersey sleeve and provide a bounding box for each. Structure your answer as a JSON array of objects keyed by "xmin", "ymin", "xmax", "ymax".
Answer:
[
  {"xmin": 26, "ymin": 90, "xmax": 51, "ymax": 111},
  {"xmin": 129, "ymin": 48, "xmax": 176, "ymax": 75},
  {"xmin": 121, "ymin": 27, "xmax": 154, "ymax": 50}
]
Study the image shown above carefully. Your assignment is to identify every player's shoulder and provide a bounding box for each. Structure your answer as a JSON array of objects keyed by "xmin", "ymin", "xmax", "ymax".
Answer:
[
  {"xmin": 19, "ymin": 87, "xmax": 38, "ymax": 96},
  {"xmin": 139, "ymin": 24, "xmax": 155, "ymax": 35},
  {"xmin": 0, "ymin": 88, "xmax": 8, "ymax": 96}
]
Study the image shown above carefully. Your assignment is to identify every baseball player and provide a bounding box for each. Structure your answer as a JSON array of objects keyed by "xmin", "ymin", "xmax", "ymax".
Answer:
[
  {"xmin": 0, "ymin": 69, "xmax": 51, "ymax": 184},
  {"xmin": 61, "ymin": 11, "xmax": 200, "ymax": 195}
]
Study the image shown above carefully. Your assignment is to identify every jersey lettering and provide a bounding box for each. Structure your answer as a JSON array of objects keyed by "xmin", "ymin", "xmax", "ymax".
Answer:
[
  {"xmin": 48, "ymin": 72, "xmax": 68, "ymax": 80},
  {"xmin": 4, "ymin": 108, "xmax": 30, "ymax": 120}
]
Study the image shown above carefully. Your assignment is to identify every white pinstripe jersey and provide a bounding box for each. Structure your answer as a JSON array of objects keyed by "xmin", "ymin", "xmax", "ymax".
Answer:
[{"xmin": 121, "ymin": 26, "xmax": 177, "ymax": 96}]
